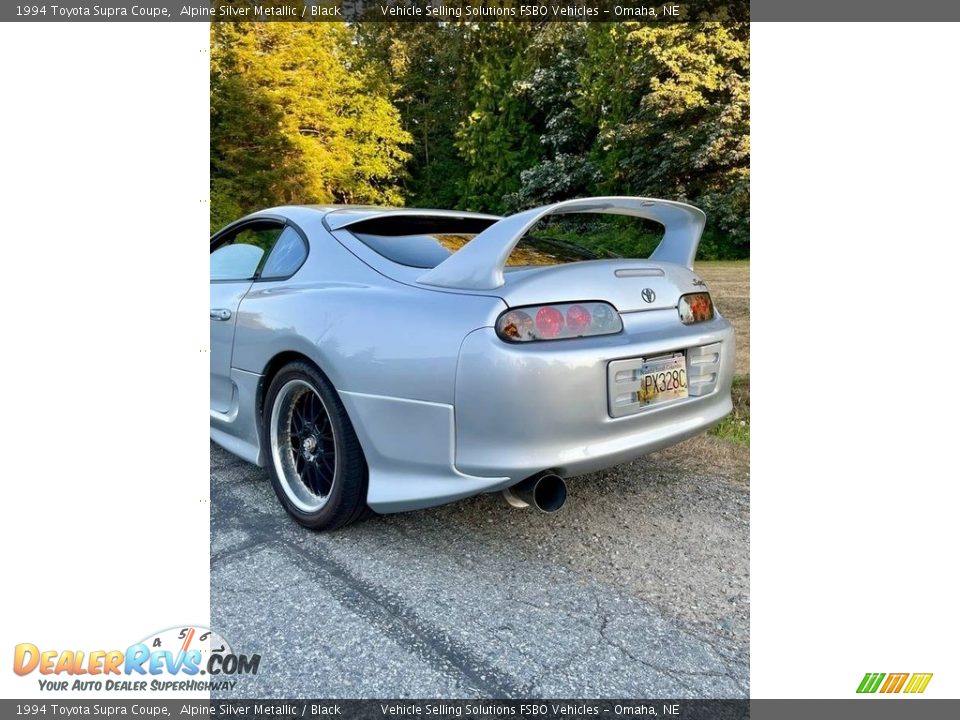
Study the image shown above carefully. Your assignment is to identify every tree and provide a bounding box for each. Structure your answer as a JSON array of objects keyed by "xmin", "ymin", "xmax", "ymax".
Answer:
[
  {"xmin": 211, "ymin": 21, "xmax": 750, "ymax": 258},
  {"xmin": 210, "ymin": 22, "xmax": 411, "ymax": 230},
  {"xmin": 504, "ymin": 24, "xmax": 600, "ymax": 212},
  {"xmin": 455, "ymin": 23, "xmax": 543, "ymax": 213},
  {"xmin": 583, "ymin": 22, "xmax": 750, "ymax": 256},
  {"xmin": 356, "ymin": 22, "xmax": 475, "ymax": 210}
]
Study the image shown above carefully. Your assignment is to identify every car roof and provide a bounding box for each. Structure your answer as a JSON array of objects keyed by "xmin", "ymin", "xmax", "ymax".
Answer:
[
  {"xmin": 322, "ymin": 206, "xmax": 503, "ymax": 231},
  {"xmin": 284, "ymin": 205, "xmax": 503, "ymax": 231}
]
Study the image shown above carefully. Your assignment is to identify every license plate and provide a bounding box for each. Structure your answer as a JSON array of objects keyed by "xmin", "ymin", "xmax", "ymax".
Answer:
[{"xmin": 636, "ymin": 353, "xmax": 688, "ymax": 406}]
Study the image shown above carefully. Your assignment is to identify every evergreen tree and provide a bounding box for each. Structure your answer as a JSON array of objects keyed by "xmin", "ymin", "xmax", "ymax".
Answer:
[
  {"xmin": 210, "ymin": 22, "xmax": 411, "ymax": 230},
  {"xmin": 583, "ymin": 22, "xmax": 750, "ymax": 255},
  {"xmin": 211, "ymin": 21, "xmax": 750, "ymax": 258},
  {"xmin": 455, "ymin": 23, "xmax": 543, "ymax": 213}
]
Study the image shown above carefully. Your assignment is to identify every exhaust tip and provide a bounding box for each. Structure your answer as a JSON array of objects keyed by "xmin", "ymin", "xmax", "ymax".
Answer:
[
  {"xmin": 532, "ymin": 474, "xmax": 567, "ymax": 513},
  {"xmin": 503, "ymin": 473, "xmax": 567, "ymax": 513}
]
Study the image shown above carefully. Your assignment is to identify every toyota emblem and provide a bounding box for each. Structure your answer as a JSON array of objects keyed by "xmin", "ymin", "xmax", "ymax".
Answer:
[{"xmin": 641, "ymin": 288, "xmax": 656, "ymax": 303}]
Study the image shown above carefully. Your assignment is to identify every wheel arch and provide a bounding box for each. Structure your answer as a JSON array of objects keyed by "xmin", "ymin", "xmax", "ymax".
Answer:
[{"xmin": 257, "ymin": 351, "xmax": 333, "ymax": 425}]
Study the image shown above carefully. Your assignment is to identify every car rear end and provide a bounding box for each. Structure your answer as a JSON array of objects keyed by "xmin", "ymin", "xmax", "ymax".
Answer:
[
  {"xmin": 453, "ymin": 268, "xmax": 734, "ymax": 481},
  {"xmin": 328, "ymin": 196, "xmax": 736, "ymax": 494}
]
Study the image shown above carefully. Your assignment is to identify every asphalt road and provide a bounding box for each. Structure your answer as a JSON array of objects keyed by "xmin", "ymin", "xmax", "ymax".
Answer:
[{"xmin": 210, "ymin": 439, "xmax": 748, "ymax": 699}]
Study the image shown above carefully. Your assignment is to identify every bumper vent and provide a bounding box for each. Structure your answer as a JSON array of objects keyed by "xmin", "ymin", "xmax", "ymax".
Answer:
[{"xmin": 686, "ymin": 342, "xmax": 721, "ymax": 397}]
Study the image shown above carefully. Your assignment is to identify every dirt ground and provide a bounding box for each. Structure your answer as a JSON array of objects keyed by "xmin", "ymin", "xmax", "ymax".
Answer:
[
  {"xmin": 696, "ymin": 261, "xmax": 750, "ymax": 376},
  {"xmin": 656, "ymin": 261, "xmax": 751, "ymax": 479}
]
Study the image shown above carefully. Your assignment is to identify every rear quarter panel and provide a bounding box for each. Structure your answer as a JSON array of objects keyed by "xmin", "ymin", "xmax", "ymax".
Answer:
[{"xmin": 230, "ymin": 218, "xmax": 506, "ymax": 405}]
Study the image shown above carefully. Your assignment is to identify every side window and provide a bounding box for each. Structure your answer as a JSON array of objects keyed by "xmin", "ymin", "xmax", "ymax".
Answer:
[
  {"xmin": 260, "ymin": 227, "xmax": 308, "ymax": 280},
  {"xmin": 210, "ymin": 244, "xmax": 264, "ymax": 281},
  {"xmin": 210, "ymin": 222, "xmax": 284, "ymax": 282}
]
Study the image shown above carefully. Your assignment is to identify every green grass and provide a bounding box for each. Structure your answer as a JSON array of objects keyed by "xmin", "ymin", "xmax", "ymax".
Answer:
[{"xmin": 710, "ymin": 374, "xmax": 750, "ymax": 445}]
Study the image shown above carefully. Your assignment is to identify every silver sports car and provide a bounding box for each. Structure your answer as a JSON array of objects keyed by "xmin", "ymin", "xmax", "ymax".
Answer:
[{"xmin": 210, "ymin": 197, "xmax": 734, "ymax": 530}]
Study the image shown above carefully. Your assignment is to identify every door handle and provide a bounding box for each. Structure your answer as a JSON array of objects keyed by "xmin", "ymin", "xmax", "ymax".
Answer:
[{"xmin": 210, "ymin": 308, "xmax": 232, "ymax": 321}]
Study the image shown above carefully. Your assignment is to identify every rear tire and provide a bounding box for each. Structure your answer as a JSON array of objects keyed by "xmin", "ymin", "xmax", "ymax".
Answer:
[{"xmin": 261, "ymin": 361, "xmax": 369, "ymax": 531}]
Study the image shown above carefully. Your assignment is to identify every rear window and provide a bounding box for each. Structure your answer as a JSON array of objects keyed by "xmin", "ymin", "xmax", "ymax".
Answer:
[
  {"xmin": 348, "ymin": 214, "xmax": 633, "ymax": 269},
  {"xmin": 352, "ymin": 232, "xmax": 473, "ymax": 269}
]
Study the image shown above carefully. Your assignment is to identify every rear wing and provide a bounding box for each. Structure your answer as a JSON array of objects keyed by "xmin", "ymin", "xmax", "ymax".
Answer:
[{"xmin": 417, "ymin": 196, "xmax": 706, "ymax": 290}]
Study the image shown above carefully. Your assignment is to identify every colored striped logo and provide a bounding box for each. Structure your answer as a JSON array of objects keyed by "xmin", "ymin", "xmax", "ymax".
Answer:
[{"xmin": 857, "ymin": 672, "xmax": 933, "ymax": 694}]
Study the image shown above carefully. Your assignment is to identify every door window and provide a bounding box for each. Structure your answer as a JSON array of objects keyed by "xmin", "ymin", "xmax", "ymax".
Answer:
[{"xmin": 211, "ymin": 221, "xmax": 307, "ymax": 281}]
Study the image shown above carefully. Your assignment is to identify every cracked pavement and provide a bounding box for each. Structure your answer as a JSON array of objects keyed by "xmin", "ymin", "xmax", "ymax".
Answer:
[{"xmin": 211, "ymin": 441, "xmax": 749, "ymax": 698}]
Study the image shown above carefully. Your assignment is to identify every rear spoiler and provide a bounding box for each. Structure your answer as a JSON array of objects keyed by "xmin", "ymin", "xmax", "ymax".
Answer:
[{"xmin": 418, "ymin": 196, "xmax": 706, "ymax": 290}]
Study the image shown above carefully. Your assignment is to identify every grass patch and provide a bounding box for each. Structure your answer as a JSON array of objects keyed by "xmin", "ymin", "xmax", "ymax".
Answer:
[{"xmin": 710, "ymin": 374, "xmax": 750, "ymax": 445}]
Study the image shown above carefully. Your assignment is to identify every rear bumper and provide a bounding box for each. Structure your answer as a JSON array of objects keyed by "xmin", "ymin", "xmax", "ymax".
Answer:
[
  {"xmin": 454, "ymin": 309, "xmax": 735, "ymax": 480},
  {"xmin": 347, "ymin": 309, "xmax": 735, "ymax": 513}
]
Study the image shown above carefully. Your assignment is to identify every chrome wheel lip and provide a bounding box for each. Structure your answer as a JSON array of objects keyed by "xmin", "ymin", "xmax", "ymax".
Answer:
[{"xmin": 269, "ymin": 378, "xmax": 337, "ymax": 513}]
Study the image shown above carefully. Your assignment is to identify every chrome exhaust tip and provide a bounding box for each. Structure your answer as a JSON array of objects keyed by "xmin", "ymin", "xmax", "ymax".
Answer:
[{"xmin": 503, "ymin": 472, "xmax": 567, "ymax": 513}]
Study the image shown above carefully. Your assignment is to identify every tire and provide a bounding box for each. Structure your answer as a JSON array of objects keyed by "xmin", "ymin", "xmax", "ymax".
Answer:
[{"xmin": 261, "ymin": 361, "xmax": 369, "ymax": 531}]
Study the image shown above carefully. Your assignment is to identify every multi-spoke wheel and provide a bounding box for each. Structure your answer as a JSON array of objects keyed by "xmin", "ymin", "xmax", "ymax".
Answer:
[
  {"xmin": 271, "ymin": 379, "xmax": 337, "ymax": 512},
  {"xmin": 263, "ymin": 361, "xmax": 369, "ymax": 530}
]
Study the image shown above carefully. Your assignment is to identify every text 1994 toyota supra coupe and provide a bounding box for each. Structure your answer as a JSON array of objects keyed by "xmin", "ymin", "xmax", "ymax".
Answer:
[{"xmin": 210, "ymin": 197, "xmax": 734, "ymax": 530}]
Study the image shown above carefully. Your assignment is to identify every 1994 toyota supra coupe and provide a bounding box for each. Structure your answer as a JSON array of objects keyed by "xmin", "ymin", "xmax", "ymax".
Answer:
[{"xmin": 210, "ymin": 197, "xmax": 734, "ymax": 530}]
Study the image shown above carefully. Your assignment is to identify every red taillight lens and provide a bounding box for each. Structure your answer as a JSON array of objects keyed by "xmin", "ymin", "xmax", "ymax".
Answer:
[
  {"xmin": 535, "ymin": 306, "xmax": 564, "ymax": 338},
  {"xmin": 496, "ymin": 302, "xmax": 623, "ymax": 342},
  {"xmin": 678, "ymin": 292, "xmax": 714, "ymax": 324},
  {"xmin": 566, "ymin": 304, "xmax": 592, "ymax": 333}
]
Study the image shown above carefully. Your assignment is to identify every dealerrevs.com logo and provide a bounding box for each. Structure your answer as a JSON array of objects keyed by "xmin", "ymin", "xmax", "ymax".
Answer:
[
  {"xmin": 857, "ymin": 672, "xmax": 933, "ymax": 694},
  {"xmin": 13, "ymin": 626, "xmax": 260, "ymax": 692}
]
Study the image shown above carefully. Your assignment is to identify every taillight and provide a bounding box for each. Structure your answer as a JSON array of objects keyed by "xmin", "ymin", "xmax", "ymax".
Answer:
[
  {"xmin": 678, "ymin": 292, "xmax": 714, "ymax": 324},
  {"xmin": 496, "ymin": 302, "xmax": 623, "ymax": 342},
  {"xmin": 535, "ymin": 306, "xmax": 564, "ymax": 338}
]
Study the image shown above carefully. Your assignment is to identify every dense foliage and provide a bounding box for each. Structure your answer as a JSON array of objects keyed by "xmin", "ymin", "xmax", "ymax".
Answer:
[
  {"xmin": 212, "ymin": 22, "xmax": 749, "ymax": 258},
  {"xmin": 210, "ymin": 22, "xmax": 412, "ymax": 231}
]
